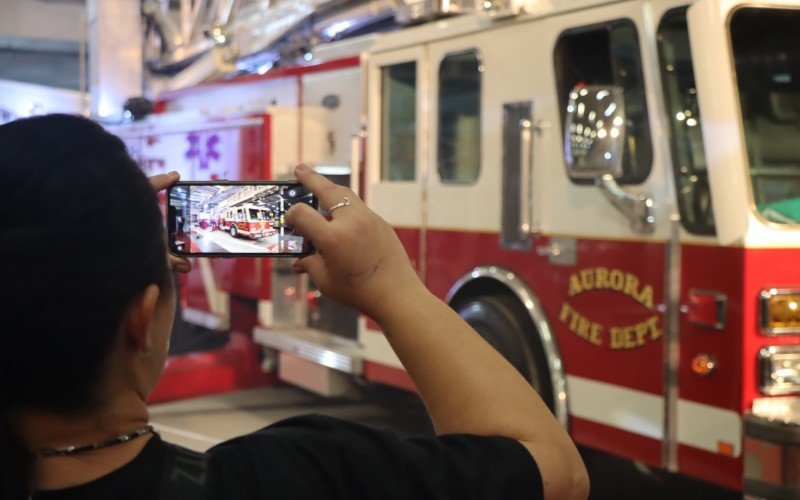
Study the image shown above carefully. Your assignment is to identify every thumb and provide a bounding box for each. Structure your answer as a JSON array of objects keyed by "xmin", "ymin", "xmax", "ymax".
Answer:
[{"xmin": 293, "ymin": 254, "xmax": 330, "ymax": 289}]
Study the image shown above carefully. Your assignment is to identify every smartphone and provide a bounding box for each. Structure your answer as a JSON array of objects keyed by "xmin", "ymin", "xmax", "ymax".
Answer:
[{"xmin": 167, "ymin": 181, "xmax": 317, "ymax": 257}]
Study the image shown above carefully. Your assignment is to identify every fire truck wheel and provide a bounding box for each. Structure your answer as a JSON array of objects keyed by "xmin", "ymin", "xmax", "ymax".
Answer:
[
  {"xmin": 230, "ymin": 225, "xmax": 238, "ymax": 238},
  {"xmin": 455, "ymin": 294, "xmax": 553, "ymax": 408}
]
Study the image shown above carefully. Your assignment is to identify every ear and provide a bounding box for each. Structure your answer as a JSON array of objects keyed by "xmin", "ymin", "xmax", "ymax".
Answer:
[{"xmin": 123, "ymin": 284, "xmax": 161, "ymax": 354}]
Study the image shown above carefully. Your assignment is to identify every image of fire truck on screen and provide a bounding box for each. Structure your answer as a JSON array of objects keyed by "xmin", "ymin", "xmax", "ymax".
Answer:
[
  {"xmin": 218, "ymin": 204, "xmax": 274, "ymax": 239},
  {"xmin": 173, "ymin": 184, "xmax": 311, "ymax": 255}
]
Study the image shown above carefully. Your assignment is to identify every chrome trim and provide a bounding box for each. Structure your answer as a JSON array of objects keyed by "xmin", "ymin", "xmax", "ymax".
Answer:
[
  {"xmin": 662, "ymin": 214, "xmax": 681, "ymax": 472},
  {"xmin": 534, "ymin": 237, "xmax": 576, "ymax": 266},
  {"xmin": 254, "ymin": 326, "xmax": 364, "ymax": 374},
  {"xmin": 419, "ymin": 44, "xmax": 430, "ymax": 285},
  {"xmin": 752, "ymin": 396, "xmax": 800, "ymax": 425},
  {"xmin": 181, "ymin": 307, "xmax": 229, "ymax": 331},
  {"xmin": 759, "ymin": 345, "xmax": 800, "ymax": 396},
  {"xmin": 350, "ymin": 127, "xmax": 366, "ymax": 196},
  {"xmin": 519, "ymin": 118, "xmax": 533, "ymax": 235},
  {"xmin": 760, "ymin": 288, "xmax": 800, "ymax": 336},
  {"xmin": 595, "ymin": 173, "xmax": 656, "ymax": 234},
  {"xmin": 445, "ymin": 266, "xmax": 568, "ymax": 428}
]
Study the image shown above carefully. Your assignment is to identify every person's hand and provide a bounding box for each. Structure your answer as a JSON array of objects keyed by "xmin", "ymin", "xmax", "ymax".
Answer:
[
  {"xmin": 149, "ymin": 171, "xmax": 191, "ymax": 274},
  {"xmin": 287, "ymin": 164, "xmax": 425, "ymax": 322}
]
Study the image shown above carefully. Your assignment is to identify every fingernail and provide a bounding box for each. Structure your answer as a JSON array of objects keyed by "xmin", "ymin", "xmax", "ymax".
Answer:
[
  {"xmin": 294, "ymin": 164, "xmax": 308, "ymax": 173},
  {"xmin": 168, "ymin": 171, "xmax": 179, "ymax": 177}
]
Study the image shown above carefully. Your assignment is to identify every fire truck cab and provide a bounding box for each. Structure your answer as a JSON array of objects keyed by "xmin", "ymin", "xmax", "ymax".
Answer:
[{"xmin": 257, "ymin": 0, "xmax": 800, "ymax": 496}]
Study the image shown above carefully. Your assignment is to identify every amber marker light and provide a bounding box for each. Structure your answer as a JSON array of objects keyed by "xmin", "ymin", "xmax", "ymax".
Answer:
[
  {"xmin": 691, "ymin": 353, "xmax": 716, "ymax": 377},
  {"xmin": 760, "ymin": 289, "xmax": 800, "ymax": 335}
]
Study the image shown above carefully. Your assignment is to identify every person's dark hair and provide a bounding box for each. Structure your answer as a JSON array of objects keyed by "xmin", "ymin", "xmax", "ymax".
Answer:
[{"xmin": 0, "ymin": 114, "xmax": 170, "ymax": 498}]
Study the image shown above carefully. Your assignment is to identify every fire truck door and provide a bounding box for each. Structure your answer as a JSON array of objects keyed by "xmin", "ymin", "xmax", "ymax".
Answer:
[
  {"xmin": 531, "ymin": 3, "xmax": 674, "ymax": 469},
  {"xmin": 366, "ymin": 46, "xmax": 428, "ymax": 279}
]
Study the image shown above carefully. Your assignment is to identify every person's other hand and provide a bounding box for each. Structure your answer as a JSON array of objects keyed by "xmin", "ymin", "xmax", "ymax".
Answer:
[
  {"xmin": 287, "ymin": 164, "xmax": 424, "ymax": 322},
  {"xmin": 149, "ymin": 171, "xmax": 191, "ymax": 274}
]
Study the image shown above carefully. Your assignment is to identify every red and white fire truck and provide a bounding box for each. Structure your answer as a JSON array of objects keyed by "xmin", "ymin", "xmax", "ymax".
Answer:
[
  {"xmin": 114, "ymin": 0, "xmax": 800, "ymax": 496},
  {"xmin": 219, "ymin": 204, "xmax": 274, "ymax": 239}
]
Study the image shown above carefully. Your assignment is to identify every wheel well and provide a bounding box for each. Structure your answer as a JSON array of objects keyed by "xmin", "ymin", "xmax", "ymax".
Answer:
[
  {"xmin": 448, "ymin": 278, "xmax": 513, "ymax": 309},
  {"xmin": 448, "ymin": 277, "xmax": 556, "ymax": 411}
]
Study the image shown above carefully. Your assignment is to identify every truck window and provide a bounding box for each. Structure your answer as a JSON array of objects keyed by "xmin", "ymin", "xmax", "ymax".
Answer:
[
  {"xmin": 554, "ymin": 19, "xmax": 653, "ymax": 184},
  {"xmin": 657, "ymin": 8, "xmax": 715, "ymax": 235},
  {"xmin": 438, "ymin": 50, "xmax": 482, "ymax": 183},
  {"xmin": 381, "ymin": 61, "xmax": 416, "ymax": 181},
  {"xmin": 731, "ymin": 8, "xmax": 800, "ymax": 225}
]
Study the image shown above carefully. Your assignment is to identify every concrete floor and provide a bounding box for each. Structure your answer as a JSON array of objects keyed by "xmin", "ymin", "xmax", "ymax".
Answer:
[{"xmin": 150, "ymin": 385, "xmax": 739, "ymax": 499}]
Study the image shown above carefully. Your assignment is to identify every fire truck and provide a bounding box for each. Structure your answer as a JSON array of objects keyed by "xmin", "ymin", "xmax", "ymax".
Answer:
[
  {"xmin": 219, "ymin": 204, "xmax": 274, "ymax": 239},
  {"xmin": 113, "ymin": 0, "xmax": 800, "ymax": 496}
]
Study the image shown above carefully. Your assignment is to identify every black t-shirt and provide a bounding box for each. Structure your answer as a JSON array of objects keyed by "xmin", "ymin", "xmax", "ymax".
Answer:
[{"xmin": 35, "ymin": 414, "xmax": 542, "ymax": 499}]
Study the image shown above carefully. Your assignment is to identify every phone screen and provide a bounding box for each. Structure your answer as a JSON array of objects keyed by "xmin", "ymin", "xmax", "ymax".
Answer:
[{"xmin": 167, "ymin": 182, "xmax": 316, "ymax": 256}]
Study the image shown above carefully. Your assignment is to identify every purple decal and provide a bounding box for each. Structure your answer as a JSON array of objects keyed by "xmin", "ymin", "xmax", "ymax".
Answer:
[{"xmin": 185, "ymin": 132, "xmax": 221, "ymax": 170}]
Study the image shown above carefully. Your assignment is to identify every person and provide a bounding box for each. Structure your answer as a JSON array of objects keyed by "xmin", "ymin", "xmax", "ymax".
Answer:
[{"xmin": 0, "ymin": 114, "xmax": 589, "ymax": 499}]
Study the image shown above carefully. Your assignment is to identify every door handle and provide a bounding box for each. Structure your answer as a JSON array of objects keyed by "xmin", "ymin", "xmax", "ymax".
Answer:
[
  {"xmin": 519, "ymin": 118, "xmax": 533, "ymax": 236},
  {"xmin": 351, "ymin": 127, "xmax": 366, "ymax": 196}
]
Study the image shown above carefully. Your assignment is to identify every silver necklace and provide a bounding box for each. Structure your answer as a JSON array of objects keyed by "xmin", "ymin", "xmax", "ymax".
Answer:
[{"xmin": 34, "ymin": 425, "xmax": 154, "ymax": 458}]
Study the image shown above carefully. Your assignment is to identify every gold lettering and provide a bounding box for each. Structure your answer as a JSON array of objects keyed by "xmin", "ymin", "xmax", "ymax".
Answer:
[
  {"xmin": 623, "ymin": 274, "xmax": 640, "ymax": 299},
  {"xmin": 589, "ymin": 322, "xmax": 603, "ymax": 345},
  {"xmin": 609, "ymin": 269, "xmax": 624, "ymax": 291},
  {"xmin": 647, "ymin": 315, "xmax": 661, "ymax": 340},
  {"xmin": 580, "ymin": 269, "xmax": 595, "ymax": 292},
  {"xmin": 559, "ymin": 302, "xmax": 603, "ymax": 346},
  {"xmin": 577, "ymin": 315, "xmax": 591, "ymax": 337},
  {"xmin": 634, "ymin": 321, "xmax": 649, "ymax": 346},
  {"xmin": 559, "ymin": 302, "xmax": 572, "ymax": 322},
  {"xmin": 639, "ymin": 285, "xmax": 654, "ymax": 310},
  {"xmin": 595, "ymin": 267, "xmax": 609, "ymax": 290},
  {"xmin": 609, "ymin": 326, "xmax": 626, "ymax": 349},
  {"xmin": 566, "ymin": 268, "xmax": 656, "ymax": 311},
  {"xmin": 609, "ymin": 315, "xmax": 663, "ymax": 349},
  {"xmin": 569, "ymin": 307, "xmax": 580, "ymax": 332}
]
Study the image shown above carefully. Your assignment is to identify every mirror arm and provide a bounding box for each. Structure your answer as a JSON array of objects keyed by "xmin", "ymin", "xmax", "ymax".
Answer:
[{"xmin": 595, "ymin": 173, "xmax": 655, "ymax": 234}]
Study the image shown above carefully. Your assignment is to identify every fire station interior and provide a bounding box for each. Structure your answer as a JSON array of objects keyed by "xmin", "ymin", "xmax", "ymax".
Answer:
[{"xmin": 3, "ymin": 0, "xmax": 800, "ymax": 499}]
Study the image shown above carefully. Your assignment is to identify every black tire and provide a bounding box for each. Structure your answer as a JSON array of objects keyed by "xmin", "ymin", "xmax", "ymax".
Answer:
[
  {"xmin": 230, "ymin": 225, "xmax": 237, "ymax": 238},
  {"xmin": 455, "ymin": 294, "xmax": 553, "ymax": 407}
]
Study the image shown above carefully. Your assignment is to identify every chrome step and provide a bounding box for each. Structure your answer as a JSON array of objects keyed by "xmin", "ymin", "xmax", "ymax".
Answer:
[
  {"xmin": 253, "ymin": 326, "xmax": 364, "ymax": 375},
  {"xmin": 182, "ymin": 307, "xmax": 229, "ymax": 331}
]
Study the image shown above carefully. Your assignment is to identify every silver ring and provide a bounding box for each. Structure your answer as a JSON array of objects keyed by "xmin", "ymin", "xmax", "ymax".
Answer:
[{"xmin": 328, "ymin": 197, "xmax": 352, "ymax": 213}]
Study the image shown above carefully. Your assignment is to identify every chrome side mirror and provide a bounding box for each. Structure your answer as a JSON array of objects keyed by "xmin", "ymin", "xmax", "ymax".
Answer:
[{"xmin": 564, "ymin": 85, "xmax": 626, "ymax": 179}]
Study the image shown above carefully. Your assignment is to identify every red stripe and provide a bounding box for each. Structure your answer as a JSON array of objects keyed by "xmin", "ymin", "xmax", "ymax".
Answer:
[
  {"xmin": 678, "ymin": 444, "xmax": 741, "ymax": 491},
  {"xmin": 570, "ymin": 416, "xmax": 662, "ymax": 468}
]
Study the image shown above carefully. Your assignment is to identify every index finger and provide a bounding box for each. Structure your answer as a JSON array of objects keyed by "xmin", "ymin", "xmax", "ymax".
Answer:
[
  {"xmin": 150, "ymin": 171, "xmax": 180, "ymax": 192},
  {"xmin": 293, "ymin": 164, "xmax": 355, "ymax": 210}
]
